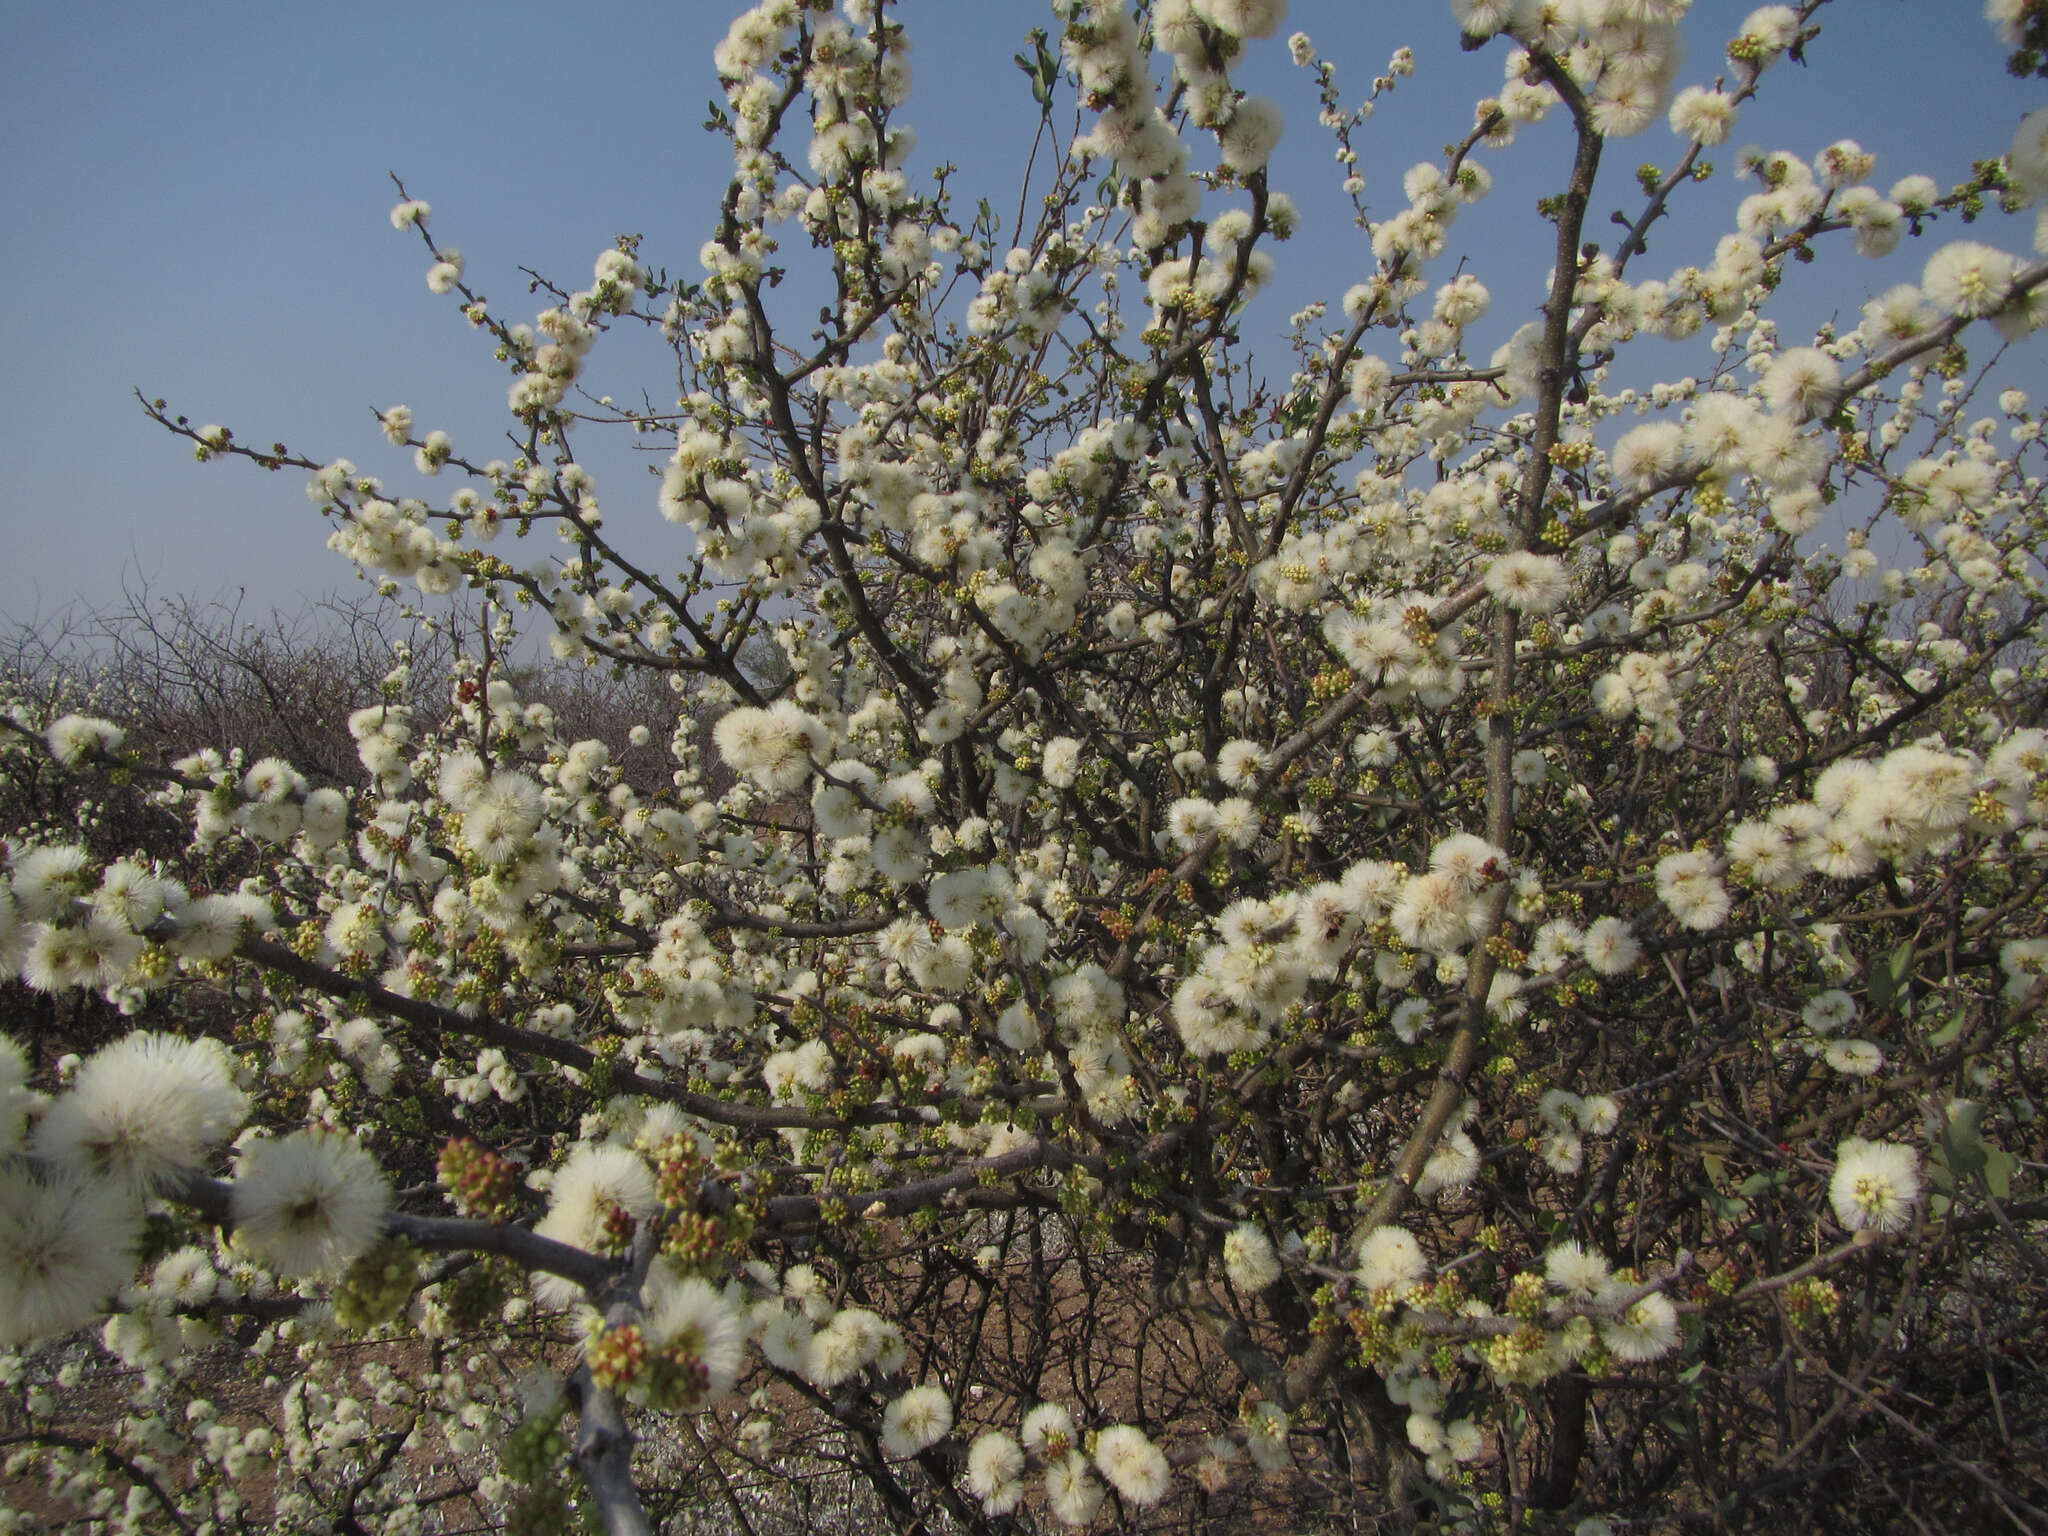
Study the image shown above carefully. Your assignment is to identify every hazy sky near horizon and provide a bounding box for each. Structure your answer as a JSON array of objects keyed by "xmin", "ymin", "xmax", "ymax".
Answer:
[{"xmin": 2, "ymin": 0, "xmax": 2040, "ymax": 634}]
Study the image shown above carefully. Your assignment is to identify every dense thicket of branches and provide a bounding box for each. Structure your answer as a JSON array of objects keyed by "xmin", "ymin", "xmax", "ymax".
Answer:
[{"xmin": 5, "ymin": 1, "xmax": 2048, "ymax": 1532}]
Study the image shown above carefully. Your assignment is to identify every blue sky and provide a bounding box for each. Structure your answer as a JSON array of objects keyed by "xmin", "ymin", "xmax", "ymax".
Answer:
[{"xmin": 2, "ymin": 0, "xmax": 2039, "ymax": 630}]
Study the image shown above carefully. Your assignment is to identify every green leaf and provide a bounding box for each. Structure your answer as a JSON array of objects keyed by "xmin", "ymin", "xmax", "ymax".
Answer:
[
  {"xmin": 1875, "ymin": 937, "xmax": 1916, "ymax": 1024},
  {"xmin": 1013, "ymin": 52, "xmax": 1042, "ymax": 100},
  {"xmin": 1868, "ymin": 939, "xmax": 1913, "ymax": 1016},
  {"xmin": 1939, "ymin": 1102, "xmax": 1988, "ymax": 1184},
  {"xmin": 1012, "ymin": 30, "xmax": 1058, "ymax": 108},
  {"xmin": 1984, "ymin": 1146, "xmax": 2017, "ymax": 1201},
  {"xmin": 1704, "ymin": 1191, "xmax": 1750, "ymax": 1220},
  {"xmin": 1928, "ymin": 1009, "xmax": 1967, "ymax": 1048}
]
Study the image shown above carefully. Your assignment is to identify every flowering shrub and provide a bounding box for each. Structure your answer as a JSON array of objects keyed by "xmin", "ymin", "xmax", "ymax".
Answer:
[{"xmin": 6, "ymin": 0, "xmax": 2048, "ymax": 1531}]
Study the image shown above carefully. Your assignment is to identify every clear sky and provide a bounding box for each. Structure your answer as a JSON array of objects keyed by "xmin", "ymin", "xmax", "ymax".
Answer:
[{"xmin": 2, "ymin": 0, "xmax": 2040, "ymax": 632}]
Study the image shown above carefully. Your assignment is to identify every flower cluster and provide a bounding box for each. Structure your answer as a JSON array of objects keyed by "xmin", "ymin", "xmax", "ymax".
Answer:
[{"xmin": 6, "ymin": 0, "xmax": 2047, "ymax": 1530}]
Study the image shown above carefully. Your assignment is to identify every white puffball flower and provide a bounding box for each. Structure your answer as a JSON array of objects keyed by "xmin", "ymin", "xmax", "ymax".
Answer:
[
  {"xmin": 1824, "ymin": 1039, "xmax": 1885, "ymax": 1077},
  {"xmin": 1589, "ymin": 74, "xmax": 1660, "ymax": 139},
  {"xmin": 1418, "ymin": 1130, "xmax": 1481, "ymax": 1198},
  {"xmin": 46, "ymin": 714, "xmax": 124, "ymax": 767},
  {"xmin": 1021, "ymin": 1400, "xmax": 1077, "ymax": 1458},
  {"xmin": 1197, "ymin": 0, "xmax": 1290, "ymax": 41},
  {"xmin": 880, "ymin": 1384, "xmax": 953, "ymax": 1457},
  {"xmin": 426, "ymin": 253, "xmax": 465, "ymax": 294},
  {"xmin": 759, "ymin": 1309, "xmax": 814, "ymax": 1371},
  {"xmin": 1668, "ymin": 85, "xmax": 1736, "ymax": 146},
  {"xmin": 1731, "ymin": 5, "xmax": 1800, "ymax": 62},
  {"xmin": 1445, "ymin": 1418, "xmax": 1486, "ymax": 1462},
  {"xmin": 1484, "ymin": 551, "xmax": 1570, "ymax": 613},
  {"xmin": 461, "ymin": 771, "xmax": 545, "ymax": 863},
  {"xmin": 1599, "ymin": 1289, "xmax": 1682, "ymax": 1362},
  {"xmin": 1544, "ymin": 1239, "xmax": 1611, "ymax": 1298},
  {"xmin": 1801, "ymin": 990, "xmax": 1857, "ymax": 1034},
  {"xmin": 1760, "ymin": 346, "xmax": 1840, "ymax": 420},
  {"xmin": 714, "ymin": 701, "xmax": 828, "ymax": 793},
  {"xmin": 1655, "ymin": 850, "xmax": 1731, "ymax": 930},
  {"xmin": 965, "ymin": 1431, "xmax": 1026, "ymax": 1513},
  {"xmin": 1829, "ymin": 1137, "xmax": 1920, "ymax": 1233},
  {"xmin": 0, "ymin": 1165, "xmax": 145, "ymax": 1346},
  {"xmin": 1042, "ymin": 736, "xmax": 1082, "ymax": 788},
  {"xmin": 1922, "ymin": 241, "xmax": 2017, "ymax": 319},
  {"xmin": 1045, "ymin": 1450, "xmax": 1105, "ymax": 1527},
  {"xmin": 1611, "ymin": 421, "xmax": 1689, "ymax": 491},
  {"xmin": 230, "ymin": 1128, "xmax": 390, "ymax": 1280},
  {"xmin": 1452, "ymin": 0, "xmax": 1514, "ymax": 39},
  {"xmin": 1093, "ymin": 1424, "xmax": 1171, "ymax": 1506},
  {"xmin": 149, "ymin": 1245, "xmax": 218, "ymax": 1308},
  {"xmin": 301, "ymin": 786, "xmax": 349, "ymax": 846},
  {"xmin": 12, "ymin": 843, "xmax": 92, "ymax": 920},
  {"xmin": 33, "ymin": 1032, "xmax": 248, "ymax": 1195},
  {"xmin": 645, "ymin": 1271, "xmax": 747, "ymax": 1404},
  {"xmin": 1218, "ymin": 97, "xmax": 1286, "ymax": 175},
  {"xmin": 1356, "ymin": 1225, "xmax": 1428, "ymax": 1294},
  {"xmin": 1222, "ymin": 1222, "xmax": 1281, "ymax": 1292},
  {"xmin": 2007, "ymin": 105, "xmax": 2048, "ymax": 202},
  {"xmin": 1216, "ymin": 739, "xmax": 1266, "ymax": 788}
]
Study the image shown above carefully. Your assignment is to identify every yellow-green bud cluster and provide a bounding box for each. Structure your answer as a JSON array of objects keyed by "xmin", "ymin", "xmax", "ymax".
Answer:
[
  {"xmin": 1505, "ymin": 1270, "xmax": 1546, "ymax": 1320},
  {"xmin": 1784, "ymin": 1277, "xmax": 1841, "ymax": 1328},
  {"xmin": 442, "ymin": 1259, "xmax": 515, "ymax": 1332},
  {"xmin": 642, "ymin": 1343, "xmax": 713, "ymax": 1411},
  {"xmin": 438, "ymin": 1136, "xmax": 520, "ymax": 1220},
  {"xmin": 587, "ymin": 1323, "xmax": 649, "ymax": 1392},
  {"xmin": 333, "ymin": 1237, "xmax": 420, "ymax": 1334},
  {"xmin": 501, "ymin": 1407, "xmax": 570, "ymax": 1486},
  {"xmin": 1476, "ymin": 1324, "xmax": 1546, "ymax": 1380},
  {"xmin": 653, "ymin": 1136, "xmax": 708, "ymax": 1209},
  {"xmin": 594, "ymin": 1203, "xmax": 639, "ymax": 1257},
  {"xmin": 660, "ymin": 1211, "xmax": 726, "ymax": 1275}
]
